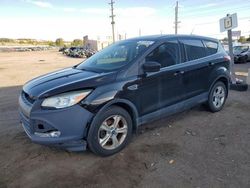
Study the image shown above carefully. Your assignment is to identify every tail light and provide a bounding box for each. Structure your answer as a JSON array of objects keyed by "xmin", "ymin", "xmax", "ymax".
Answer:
[{"xmin": 224, "ymin": 55, "xmax": 231, "ymax": 62}]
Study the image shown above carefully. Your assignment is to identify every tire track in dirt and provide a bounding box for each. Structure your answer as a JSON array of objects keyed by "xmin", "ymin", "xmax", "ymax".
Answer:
[{"xmin": 77, "ymin": 142, "xmax": 179, "ymax": 187}]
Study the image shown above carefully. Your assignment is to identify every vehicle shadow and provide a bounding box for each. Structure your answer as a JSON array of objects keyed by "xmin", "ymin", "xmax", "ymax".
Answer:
[{"xmin": 138, "ymin": 104, "xmax": 208, "ymax": 134}]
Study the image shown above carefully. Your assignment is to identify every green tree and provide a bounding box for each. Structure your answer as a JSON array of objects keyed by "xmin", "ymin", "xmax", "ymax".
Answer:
[
  {"xmin": 47, "ymin": 41, "xmax": 55, "ymax": 46},
  {"xmin": 0, "ymin": 38, "xmax": 14, "ymax": 43},
  {"xmin": 246, "ymin": 36, "xmax": 250, "ymax": 42},
  {"xmin": 238, "ymin": 36, "xmax": 246, "ymax": 43},
  {"xmin": 55, "ymin": 38, "xmax": 64, "ymax": 46},
  {"xmin": 71, "ymin": 39, "xmax": 83, "ymax": 46}
]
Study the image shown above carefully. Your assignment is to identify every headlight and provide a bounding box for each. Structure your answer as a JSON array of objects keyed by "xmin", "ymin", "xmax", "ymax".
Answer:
[{"xmin": 41, "ymin": 90, "xmax": 92, "ymax": 109}]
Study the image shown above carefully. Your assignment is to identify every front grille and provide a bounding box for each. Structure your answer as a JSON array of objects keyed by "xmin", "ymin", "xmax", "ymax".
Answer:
[{"xmin": 22, "ymin": 91, "xmax": 35, "ymax": 104}]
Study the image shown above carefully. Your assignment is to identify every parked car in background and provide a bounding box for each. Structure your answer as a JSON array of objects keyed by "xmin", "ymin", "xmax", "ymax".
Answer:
[
  {"xmin": 59, "ymin": 47, "xmax": 97, "ymax": 58},
  {"xmin": 233, "ymin": 45, "xmax": 250, "ymax": 63},
  {"xmin": 59, "ymin": 47, "xmax": 67, "ymax": 52},
  {"xmin": 19, "ymin": 35, "xmax": 230, "ymax": 156}
]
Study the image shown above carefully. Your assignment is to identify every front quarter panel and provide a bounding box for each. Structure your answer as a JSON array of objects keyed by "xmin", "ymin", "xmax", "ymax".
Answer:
[
  {"xmin": 81, "ymin": 80, "xmax": 127, "ymax": 112},
  {"xmin": 81, "ymin": 75, "xmax": 140, "ymax": 113}
]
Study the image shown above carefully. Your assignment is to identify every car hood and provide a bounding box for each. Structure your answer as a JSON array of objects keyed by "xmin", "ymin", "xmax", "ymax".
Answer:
[{"xmin": 23, "ymin": 67, "xmax": 117, "ymax": 99}]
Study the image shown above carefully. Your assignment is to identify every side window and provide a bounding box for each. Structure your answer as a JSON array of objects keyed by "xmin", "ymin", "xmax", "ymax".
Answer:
[
  {"xmin": 203, "ymin": 40, "xmax": 218, "ymax": 55},
  {"xmin": 146, "ymin": 40, "xmax": 179, "ymax": 68},
  {"xmin": 181, "ymin": 39, "xmax": 206, "ymax": 61}
]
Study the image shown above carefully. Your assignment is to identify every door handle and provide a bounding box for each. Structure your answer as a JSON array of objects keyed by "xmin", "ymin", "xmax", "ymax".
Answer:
[
  {"xmin": 174, "ymin": 70, "xmax": 185, "ymax": 76},
  {"xmin": 127, "ymin": 84, "xmax": 138, "ymax": 90},
  {"xmin": 208, "ymin": 62, "xmax": 215, "ymax": 66}
]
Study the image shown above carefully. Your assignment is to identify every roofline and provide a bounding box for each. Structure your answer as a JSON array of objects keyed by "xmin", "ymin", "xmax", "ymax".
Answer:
[{"xmin": 125, "ymin": 34, "xmax": 218, "ymax": 42}]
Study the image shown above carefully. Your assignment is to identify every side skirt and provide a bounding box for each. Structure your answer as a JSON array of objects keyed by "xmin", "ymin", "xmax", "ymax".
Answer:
[{"xmin": 137, "ymin": 92, "xmax": 208, "ymax": 126}]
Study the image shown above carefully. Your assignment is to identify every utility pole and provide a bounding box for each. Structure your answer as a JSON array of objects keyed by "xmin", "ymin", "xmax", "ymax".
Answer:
[
  {"xmin": 174, "ymin": 1, "xmax": 180, "ymax": 34},
  {"xmin": 226, "ymin": 14, "xmax": 236, "ymax": 83},
  {"xmin": 109, "ymin": 0, "xmax": 115, "ymax": 43}
]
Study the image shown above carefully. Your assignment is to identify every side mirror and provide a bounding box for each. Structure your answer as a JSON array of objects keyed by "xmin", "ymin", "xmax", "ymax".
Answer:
[{"xmin": 143, "ymin": 61, "xmax": 161, "ymax": 73}]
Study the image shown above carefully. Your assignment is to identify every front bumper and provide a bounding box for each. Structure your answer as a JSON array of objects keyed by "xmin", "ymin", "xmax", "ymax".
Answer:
[
  {"xmin": 19, "ymin": 94, "xmax": 93, "ymax": 151},
  {"xmin": 234, "ymin": 55, "xmax": 245, "ymax": 63}
]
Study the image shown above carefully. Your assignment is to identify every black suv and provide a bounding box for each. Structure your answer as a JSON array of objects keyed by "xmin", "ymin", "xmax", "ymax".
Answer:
[{"xmin": 19, "ymin": 35, "xmax": 230, "ymax": 156}]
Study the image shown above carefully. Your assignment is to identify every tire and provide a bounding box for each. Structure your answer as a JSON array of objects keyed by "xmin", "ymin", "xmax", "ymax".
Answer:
[
  {"xmin": 87, "ymin": 106, "xmax": 133, "ymax": 157},
  {"xmin": 230, "ymin": 83, "xmax": 248, "ymax": 91},
  {"xmin": 207, "ymin": 81, "xmax": 227, "ymax": 112}
]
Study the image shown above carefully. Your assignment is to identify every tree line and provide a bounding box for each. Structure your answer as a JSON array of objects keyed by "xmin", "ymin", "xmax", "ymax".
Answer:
[
  {"xmin": 0, "ymin": 38, "xmax": 84, "ymax": 47},
  {"xmin": 55, "ymin": 38, "xmax": 83, "ymax": 47},
  {"xmin": 221, "ymin": 36, "xmax": 250, "ymax": 43}
]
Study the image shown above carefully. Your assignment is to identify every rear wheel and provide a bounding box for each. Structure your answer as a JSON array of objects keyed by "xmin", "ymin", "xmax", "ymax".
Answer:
[
  {"xmin": 207, "ymin": 81, "xmax": 227, "ymax": 112},
  {"xmin": 87, "ymin": 106, "xmax": 132, "ymax": 157}
]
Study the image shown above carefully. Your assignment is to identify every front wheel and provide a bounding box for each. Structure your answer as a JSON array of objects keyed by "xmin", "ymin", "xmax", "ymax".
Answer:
[
  {"xmin": 87, "ymin": 106, "xmax": 133, "ymax": 157},
  {"xmin": 207, "ymin": 81, "xmax": 227, "ymax": 112}
]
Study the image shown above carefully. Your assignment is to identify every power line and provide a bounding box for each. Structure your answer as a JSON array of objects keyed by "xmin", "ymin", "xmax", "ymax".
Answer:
[
  {"xmin": 180, "ymin": 5, "xmax": 250, "ymax": 18},
  {"xmin": 109, "ymin": 0, "xmax": 115, "ymax": 43},
  {"xmin": 191, "ymin": 16, "xmax": 250, "ymax": 35}
]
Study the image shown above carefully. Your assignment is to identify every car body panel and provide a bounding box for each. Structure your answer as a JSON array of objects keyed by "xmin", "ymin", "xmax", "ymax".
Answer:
[
  {"xmin": 23, "ymin": 67, "xmax": 117, "ymax": 98},
  {"xmin": 19, "ymin": 96, "xmax": 93, "ymax": 151},
  {"xmin": 138, "ymin": 92, "xmax": 208, "ymax": 125}
]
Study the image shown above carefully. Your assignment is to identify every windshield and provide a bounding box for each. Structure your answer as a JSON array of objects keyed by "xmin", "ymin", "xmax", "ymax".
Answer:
[
  {"xmin": 233, "ymin": 46, "xmax": 249, "ymax": 52},
  {"xmin": 76, "ymin": 40, "xmax": 155, "ymax": 72}
]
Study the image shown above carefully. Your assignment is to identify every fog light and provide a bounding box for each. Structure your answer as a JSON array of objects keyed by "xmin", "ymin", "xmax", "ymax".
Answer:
[
  {"xmin": 35, "ymin": 131, "xmax": 61, "ymax": 138},
  {"xmin": 50, "ymin": 131, "xmax": 61, "ymax": 137}
]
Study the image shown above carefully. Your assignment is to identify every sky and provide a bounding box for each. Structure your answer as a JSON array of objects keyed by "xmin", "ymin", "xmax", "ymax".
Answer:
[{"xmin": 0, "ymin": 0, "xmax": 250, "ymax": 41}]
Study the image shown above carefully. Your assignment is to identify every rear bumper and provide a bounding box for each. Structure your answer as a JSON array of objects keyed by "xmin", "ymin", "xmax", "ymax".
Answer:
[{"xmin": 19, "ymin": 95, "xmax": 94, "ymax": 151}]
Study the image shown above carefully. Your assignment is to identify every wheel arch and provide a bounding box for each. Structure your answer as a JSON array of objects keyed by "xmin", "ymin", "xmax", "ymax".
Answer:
[
  {"xmin": 88, "ymin": 99, "xmax": 139, "ymax": 134},
  {"xmin": 209, "ymin": 75, "xmax": 229, "ymax": 97}
]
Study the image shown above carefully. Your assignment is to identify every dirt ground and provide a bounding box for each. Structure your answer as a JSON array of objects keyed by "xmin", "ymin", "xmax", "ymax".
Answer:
[{"xmin": 0, "ymin": 51, "xmax": 250, "ymax": 188}]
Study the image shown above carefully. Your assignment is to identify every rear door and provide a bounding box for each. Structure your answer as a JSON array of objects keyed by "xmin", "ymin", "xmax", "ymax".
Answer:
[{"xmin": 179, "ymin": 38, "xmax": 215, "ymax": 99}]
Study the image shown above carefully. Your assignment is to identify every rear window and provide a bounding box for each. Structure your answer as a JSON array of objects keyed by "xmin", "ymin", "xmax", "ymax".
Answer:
[
  {"xmin": 203, "ymin": 40, "xmax": 218, "ymax": 55},
  {"xmin": 181, "ymin": 39, "xmax": 206, "ymax": 61}
]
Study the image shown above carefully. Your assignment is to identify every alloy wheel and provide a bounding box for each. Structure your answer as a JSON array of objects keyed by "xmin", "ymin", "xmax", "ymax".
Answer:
[
  {"xmin": 98, "ymin": 115, "xmax": 128, "ymax": 150},
  {"xmin": 212, "ymin": 86, "xmax": 225, "ymax": 108}
]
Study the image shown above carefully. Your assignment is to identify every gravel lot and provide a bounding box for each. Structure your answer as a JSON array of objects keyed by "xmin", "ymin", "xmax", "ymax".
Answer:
[{"xmin": 0, "ymin": 51, "xmax": 250, "ymax": 188}]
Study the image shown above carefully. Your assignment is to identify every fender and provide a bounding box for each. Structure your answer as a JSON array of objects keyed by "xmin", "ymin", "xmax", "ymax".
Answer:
[
  {"xmin": 84, "ymin": 98, "xmax": 139, "ymax": 137},
  {"xmin": 208, "ymin": 66, "xmax": 229, "ymax": 83},
  {"xmin": 93, "ymin": 98, "xmax": 139, "ymax": 122},
  {"xmin": 208, "ymin": 67, "xmax": 230, "ymax": 96}
]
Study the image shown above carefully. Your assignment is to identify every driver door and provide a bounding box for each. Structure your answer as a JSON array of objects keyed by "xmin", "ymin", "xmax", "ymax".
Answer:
[{"xmin": 137, "ymin": 40, "xmax": 185, "ymax": 116}]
